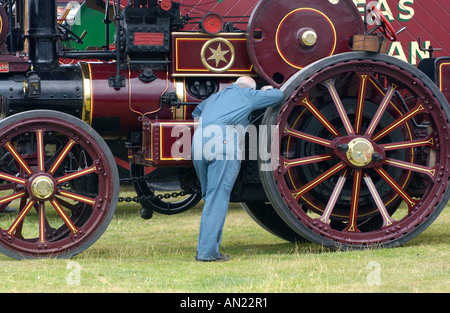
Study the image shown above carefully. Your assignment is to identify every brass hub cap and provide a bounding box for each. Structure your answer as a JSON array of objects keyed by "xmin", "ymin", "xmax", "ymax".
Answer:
[
  {"xmin": 301, "ymin": 30, "xmax": 318, "ymax": 47},
  {"xmin": 346, "ymin": 138, "xmax": 374, "ymax": 167},
  {"xmin": 31, "ymin": 176, "xmax": 55, "ymax": 200}
]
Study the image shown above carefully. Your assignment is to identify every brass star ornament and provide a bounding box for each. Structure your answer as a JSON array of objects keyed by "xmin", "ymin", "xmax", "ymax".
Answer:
[
  {"xmin": 201, "ymin": 37, "xmax": 236, "ymax": 73},
  {"xmin": 207, "ymin": 43, "xmax": 230, "ymax": 67}
]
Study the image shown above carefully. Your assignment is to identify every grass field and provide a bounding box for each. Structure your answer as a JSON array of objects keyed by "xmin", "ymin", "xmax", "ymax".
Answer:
[{"xmin": 0, "ymin": 185, "xmax": 448, "ymax": 293}]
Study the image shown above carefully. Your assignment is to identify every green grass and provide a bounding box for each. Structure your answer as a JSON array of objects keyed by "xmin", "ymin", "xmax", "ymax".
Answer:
[{"xmin": 0, "ymin": 185, "xmax": 448, "ymax": 293}]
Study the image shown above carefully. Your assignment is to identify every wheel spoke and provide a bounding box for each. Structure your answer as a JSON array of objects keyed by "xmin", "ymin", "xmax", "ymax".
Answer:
[
  {"xmin": 384, "ymin": 158, "xmax": 436, "ymax": 179},
  {"xmin": 54, "ymin": 196, "xmax": 81, "ymax": 212},
  {"xmin": 36, "ymin": 129, "xmax": 45, "ymax": 172},
  {"xmin": 322, "ymin": 78, "xmax": 355, "ymax": 135},
  {"xmin": 282, "ymin": 154, "xmax": 334, "ymax": 173},
  {"xmin": 0, "ymin": 182, "xmax": 16, "ymax": 191},
  {"xmin": 50, "ymin": 198, "xmax": 79, "ymax": 235},
  {"xmin": 0, "ymin": 172, "xmax": 27, "ymax": 185},
  {"xmin": 365, "ymin": 83, "xmax": 398, "ymax": 137},
  {"xmin": 318, "ymin": 168, "xmax": 349, "ymax": 224},
  {"xmin": 381, "ymin": 135, "xmax": 434, "ymax": 151},
  {"xmin": 7, "ymin": 199, "xmax": 36, "ymax": 236},
  {"xmin": 58, "ymin": 190, "xmax": 97, "ymax": 205},
  {"xmin": 300, "ymin": 96, "xmax": 340, "ymax": 137},
  {"xmin": 0, "ymin": 191, "xmax": 27, "ymax": 206},
  {"xmin": 355, "ymin": 73, "xmax": 371, "ymax": 134},
  {"xmin": 38, "ymin": 202, "xmax": 46, "ymax": 243},
  {"xmin": 372, "ymin": 102, "xmax": 426, "ymax": 142},
  {"xmin": 374, "ymin": 167, "xmax": 417, "ymax": 210},
  {"xmin": 363, "ymin": 173, "xmax": 395, "ymax": 228},
  {"xmin": 56, "ymin": 165, "xmax": 98, "ymax": 184},
  {"xmin": 283, "ymin": 126, "xmax": 332, "ymax": 147},
  {"xmin": 0, "ymin": 191, "xmax": 26, "ymax": 214},
  {"xmin": 344, "ymin": 169, "xmax": 362, "ymax": 232},
  {"xmin": 291, "ymin": 162, "xmax": 346, "ymax": 200},
  {"xmin": 48, "ymin": 139, "xmax": 76, "ymax": 175},
  {"xmin": 3, "ymin": 142, "xmax": 33, "ymax": 176}
]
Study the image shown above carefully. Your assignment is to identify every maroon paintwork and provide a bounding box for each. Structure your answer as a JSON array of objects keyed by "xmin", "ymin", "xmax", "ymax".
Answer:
[
  {"xmin": 171, "ymin": 32, "xmax": 256, "ymax": 77},
  {"xmin": 437, "ymin": 57, "xmax": 450, "ymax": 103},
  {"xmin": 247, "ymin": 0, "xmax": 364, "ymax": 87},
  {"xmin": 88, "ymin": 63, "xmax": 172, "ymax": 137}
]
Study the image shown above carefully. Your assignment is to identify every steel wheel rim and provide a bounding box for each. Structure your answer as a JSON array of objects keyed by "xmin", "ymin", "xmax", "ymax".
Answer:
[
  {"xmin": 262, "ymin": 52, "xmax": 450, "ymax": 248},
  {"xmin": 0, "ymin": 111, "xmax": 117, "ymax": 258}
]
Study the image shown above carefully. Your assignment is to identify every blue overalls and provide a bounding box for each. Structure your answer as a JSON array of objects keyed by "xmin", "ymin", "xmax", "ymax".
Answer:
[{"xmin": 191, "ymin": 84, "xmax": 284, "ymax": 261}]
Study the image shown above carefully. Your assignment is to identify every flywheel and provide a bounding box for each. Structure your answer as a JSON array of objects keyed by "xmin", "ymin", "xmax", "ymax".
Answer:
[{"xmin": 247, "ymin": 0, "xmax": 364, "ymax": 87}]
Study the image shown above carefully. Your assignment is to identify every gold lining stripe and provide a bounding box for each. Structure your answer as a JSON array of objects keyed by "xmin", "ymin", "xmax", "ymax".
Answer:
[
  {"xmin": 57, "ymin": 166, "xmax": 97, "ymax": 184},
  {"xmin": 38, "ymin": 203, "xmax": 46, "ymax": 243},
  {"xmin": 292, "ymin": 162, "xmax": 345, "ymax": 200},
  {"xmin": 346, "ymin": 169, "xmax": 362, "ymax": 232},
  {"xmin": 284, "ymin": 154, "xmax": 334, "ymax": 170},
  {"xmin": 159, "ymin": 122, "xmax": 196, "ymax": 161},
  {"xmin": 8, "ymin": 200, "xmax": 36, "ymax": 235},
  {"xmin": 4, "ymin": 142, "xmax": 33, "ymax": 176},
  {"xmin": 174, "ymin": 37, "xmax": 253, "ymax": 73},
  {"xmin": 384, "ymin": 158, "xmax": 436, "ymax": 178},
  {"xmin": 79, "ymin": 62, "xmax": 93, "ymax": 126},
  {"xmin": 50, "ymin": 199, "xmax": 79, "ymax": 234},
  {"xmin": 382, "ymin": 136, "xmax": 434, "ymax": 151},
  {"xmin": 174, "ymin": 78, "xmax": 186, "ymax": 120},
  {"xmin": 0, "ymin": 172, "xmax": 27, "ymax": 185},
  {"xmin": 355, "ymin": 74, "xmax": 369, "ymax": 134},
  {"xmin": 372, "ymin": 103, "xmax": 425, "ymax": 142},
  {"xmin": 59, "ymin": 190, "xmax": 96, "ymax": 205},
  {"xmin": 36, "ymin": 129, "xmax": 45, "ymax": 172},
  {"xmin": 48, "ymin": 140, "xmax": 76, "ymax": 175},
  {"xmin": 439, "ymin": 62, "xmax": 450, "ymax": 92},
  {"xmin": 301, "ymin": 97, "xmax": 340, "ymax": 137},
  {"xmin": 275, "ymin": 8, "xmax": 337, "ymax": 70},
  {"xmin": 375, "ymin": 168, "xmax": 416, "ymax": 208},
  {"xmin": 0, "ymin": 191, "xmax": 26, "ymax": 205},
  {"xmin": 284, "ymin": 127, "xmax": 332, "ymax": 147}
]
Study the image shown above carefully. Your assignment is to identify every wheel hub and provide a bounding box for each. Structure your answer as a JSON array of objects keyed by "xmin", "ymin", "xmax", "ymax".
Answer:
[
  {"xmin": 346, "ymin": 138, "xmax": 374, "ymax": 167},
  {"xmin": 298, "ymin": 28, "xmax": 318, "ymax": 47},
  {"xmin": 30, "ymin": 176, "xmax": 55, "ymax": 200}
]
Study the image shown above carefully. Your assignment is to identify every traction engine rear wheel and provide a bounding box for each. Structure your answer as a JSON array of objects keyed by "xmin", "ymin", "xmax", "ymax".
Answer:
[
  {"xmin": 260, "ymin": 52, "xmax": 450, "ymax": 249},
  {"xmin": 0, "ymin": 110, "xmax": 119, "ymax": 259}
]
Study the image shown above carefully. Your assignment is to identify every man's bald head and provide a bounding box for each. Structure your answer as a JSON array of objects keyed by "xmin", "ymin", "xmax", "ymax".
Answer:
[{"xmin": 235, "ymin": 76, "xmax": 257, "ymax": 90}]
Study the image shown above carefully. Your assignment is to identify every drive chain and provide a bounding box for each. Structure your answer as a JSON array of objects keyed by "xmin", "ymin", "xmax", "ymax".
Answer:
[{"xmin": 118, "ymin": 173, "xmax": 188, "ymax": 204}]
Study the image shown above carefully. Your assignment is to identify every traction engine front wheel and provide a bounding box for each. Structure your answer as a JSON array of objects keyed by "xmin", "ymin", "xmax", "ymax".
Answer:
[
  {"xmin": 0, "ymin": 110, "xmax": 119, "ymax": 259},
  {"xmin": 260, "ymin": 52, "xmax": 450, "ymax": 249}
]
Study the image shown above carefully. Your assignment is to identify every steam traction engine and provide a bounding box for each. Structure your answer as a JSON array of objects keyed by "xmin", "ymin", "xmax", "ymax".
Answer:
[{"xmin": 0, "ymin": 0, "xmax": 448, "ymax": 259}]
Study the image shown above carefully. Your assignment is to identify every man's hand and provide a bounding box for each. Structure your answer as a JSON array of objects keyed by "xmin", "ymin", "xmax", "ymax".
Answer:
[{"xmin": 261, "ymin": 85, "xmax": 274, "ymax": 91}]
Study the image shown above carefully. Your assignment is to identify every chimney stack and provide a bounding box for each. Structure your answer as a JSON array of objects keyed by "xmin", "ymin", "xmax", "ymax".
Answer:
[{"xmin": 27, "ymin": 0, "xmax": 58, "ymax": 71}]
